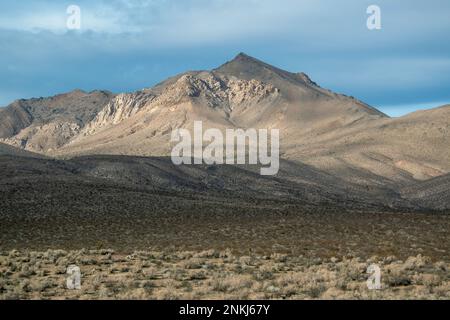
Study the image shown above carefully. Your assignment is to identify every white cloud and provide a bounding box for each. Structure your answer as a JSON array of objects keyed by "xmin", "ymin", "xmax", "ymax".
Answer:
[
  {"xmin": 1, "ymin": 0, "xmax": 449, "ymax": 50},
  {"xmin": 0, "ymin": 0, "xmax": 332, "ymax": 39},
  {"xmin": 0, "ymin": 0, "xmax": 449, "ymax": 108}
]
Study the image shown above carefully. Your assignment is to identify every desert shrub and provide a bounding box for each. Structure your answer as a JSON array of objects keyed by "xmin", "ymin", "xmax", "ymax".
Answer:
[
  {"xmin": 188, "ymin": 270, "xmax": 207, "ymax": 280},
  {"xmin": 18, "ymin": 264, "xmax": 35, "ymax": 277},
  {"xmin": 304, "ymin": 282, "xmax": 326, "ymax": 298},
  {"xmin": 155, "ymin": 288, "xmax": 180, "ymax": 300},
  {"xmin": 434, "ymin": 261, "xmax": 447, "ymax": 271},
  {"xmin": 0, "ymin": 290, "xmax": 21, "ymax": 300},
  {"xmin": 8, "ymin": 250, "xmax": 20, "ymax": 258},
  {"xmin": 98, "ymin": 285, "xmax": 112, "ymax": 299},
  {"xmin": 210, "ymin": 278, "xmax": 229, "ymax": 292},
  {"xmin": 132, "ymin": 261, "xmax": 145, "ymax": 274},
  {"xmin": 176, "ymin": 251, "xmax": 194, "ymax": 260},
  {"xmin": 239, "ymin": 256, "xmax": 252, "ymax": 266},
  {"xmin": 30, "ymin": 279, "xmax": 54, "ymax": 292},
  {"xmin": 415, "ymin": 274, "xmax": 442, "ymax": 287},
  {"xmin": 386, "ymin": 275, "xmax": 412, "ymax": 287},
  {"xmin": 180, "ymin": 258, "xmax": 204, "ymax": 269},
  {"xmin": 90, "ymin": 274, "xmax": 106, "ymax": 291},
  {"xmin": 143, "ymin": 266, "xmax": 159, "ymax": 280},
  {"xmin": 80, "ymin": 257, "xmax": 98, "ymax": 265},
  {"xmin": 115, "ymin": 287, "xmax": 147, "ymax": 300},
  {"xmin": 219, "ymin": 248, "xmax": 233, "ymax": 259},
  {"xmin": 155, "ymin": 281, "xmax": 181, "ymax": 300},
  {"xmin": 270, "ymin": 253, "xmax": 288, "ymax": 263},
  {"xmin": 433, "ymin": 282, "xmax": 450, "ymax": 298},
  {"xmin": 180, "ymin": 281, "xmax": 193, "ymax": 292},
  {"xmin": 194, "ymin": 249, "xmax": 220, "ymax": 259},
  {"xmin": 253, "ymin": 265, "xmax": 274, "ymax": 281},
  {"xmin": 19, "ymin": 279, "xmax": 32, "ymax": 293},
  {"xmin": 280, "ymin": 283, "xmax": 299, "ymax": 297},
  {"xmin": 335, "ymin": 277, "xmax": 348, "ymax": 291},
  {"xmin": 403, "ymin": 255, "xmax": 430, "ymax": 270}
]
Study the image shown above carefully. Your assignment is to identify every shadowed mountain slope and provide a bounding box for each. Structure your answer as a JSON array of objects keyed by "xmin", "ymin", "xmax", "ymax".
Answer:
[
  {"xmin": 401, "ymin": 172, "xmax": 450, "ymax": 210},
  {"xmin": 0, "ymin": 142, "xmax": 46, "ymax": 158},
  {"xmin": 0, "ymin": 155, "xmax": 426, "ymax": 219}
]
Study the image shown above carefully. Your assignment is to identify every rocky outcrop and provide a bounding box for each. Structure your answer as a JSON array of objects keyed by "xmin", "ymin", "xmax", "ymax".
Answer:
[
  {"xmin": 75, "ymin": 73, "xmax": 280, "ymax": 139},
  {"xmin": 80, "ymin": 91, "xmax": 155, "ymax": 136},
  {"xmin": 153, "ymin": 73, "xmax": 279, "ymax": 110}
]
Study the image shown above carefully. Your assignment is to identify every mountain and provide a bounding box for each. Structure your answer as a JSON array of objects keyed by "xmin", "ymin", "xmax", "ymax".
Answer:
[
  {"xmin": 0, "ymin": 142, "xmax": 46, "ymax": 158},
  {"xmin": 0, "ymin": 53, "xmax": 449, "ymax": 189},
  {"xmin": 0, "ymin": 90, "xmax": 114, "ymax": 153},
  {"xmin": 52, "ymin": 53, "xmax": 389, "ymax": 158}
]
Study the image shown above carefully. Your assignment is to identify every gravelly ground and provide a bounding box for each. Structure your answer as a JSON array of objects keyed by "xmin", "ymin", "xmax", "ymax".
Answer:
[
  {"xmin": 2, "ymin": 211, "xmax": 449, "ymax": 261},
  {"xmin": 0, "ymin": 249, "xmax": 448, "ymax": 300}
]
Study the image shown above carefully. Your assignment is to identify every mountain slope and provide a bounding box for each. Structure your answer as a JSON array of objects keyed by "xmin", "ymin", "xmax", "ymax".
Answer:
[
  {"xmin": 56, "ymin": 70, "xmax": 282, "ymax": 156},
  {"xmin": 54, "ymin": 54, "xmax": 389, "ymax": 159},
  {"xmin": 0, "ymin": 154, "xmax": 414, "ymax": 216},
  {"xmin": 215, "ymin": 53, "xmax": 387, "ymax": 119},
  {"xmin": 286, "ymin": 104, "xmax": 450, "ymax": 184},
  {"xmin": 0, "ymin": 53, "xmax": 448, "ymax": 188},
  {"xmin": 0, "ymin": 142, "xmax": 46, "ymax": 158},
  {"xmin": 0, "ymin": 101, "xmax": 33, "ymax": 138},
  {"xmin": 401, "ymin": 172, "xmax": 450, "ymax": 210},
  {"xmin": 0, "ymin": 90, "xmax": 114, "ymax": 153}
]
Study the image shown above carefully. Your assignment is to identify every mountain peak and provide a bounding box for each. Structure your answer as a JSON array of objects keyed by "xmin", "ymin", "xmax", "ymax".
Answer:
[
  {"xmin": 215, "ymin": 53, "xmax": 291, "ymax": 83},
  {"xmin": 225, "ymin": 52, "xmax": 269, "ymax": 68},
  {"xmin": 233, "ymin": 52, "xmax": 257, "ymax": 61},
  {"xmin": 216, "ymin": 53, "xmax": 323, "ymax": 92}
]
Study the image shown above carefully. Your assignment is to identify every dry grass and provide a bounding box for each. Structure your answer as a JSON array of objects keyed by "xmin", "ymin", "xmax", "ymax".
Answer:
[{"xmin": 0, "ymin": 249, "xmax": 448, "ymax": 300}]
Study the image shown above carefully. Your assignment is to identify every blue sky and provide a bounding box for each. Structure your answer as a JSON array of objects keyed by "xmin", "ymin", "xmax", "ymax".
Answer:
[{"xmin": 0, "ymin": 0, "xmax": 449, "ymax": 117}]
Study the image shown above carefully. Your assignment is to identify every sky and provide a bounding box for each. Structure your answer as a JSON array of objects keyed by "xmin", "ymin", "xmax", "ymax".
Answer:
[{"xmin": 0, "ymin": 0, "xmax": 449, "ymax": 117}]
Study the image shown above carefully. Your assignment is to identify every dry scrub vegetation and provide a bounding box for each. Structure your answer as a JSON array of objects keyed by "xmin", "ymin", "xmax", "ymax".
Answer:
[{"xmin": 0, "ymin": 249, "xmax": 448, "ymax": 300}]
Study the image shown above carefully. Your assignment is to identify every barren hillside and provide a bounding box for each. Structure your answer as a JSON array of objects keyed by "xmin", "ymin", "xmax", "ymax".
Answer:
[{"xmin": 0, "ymin": 53, "xmax": 448, "ymax": 201}]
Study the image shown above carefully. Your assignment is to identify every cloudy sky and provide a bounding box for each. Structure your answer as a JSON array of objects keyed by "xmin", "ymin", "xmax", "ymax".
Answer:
[{"xmin": 0, "ymin": 0, "xmax": 449, "ymax": 116}]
